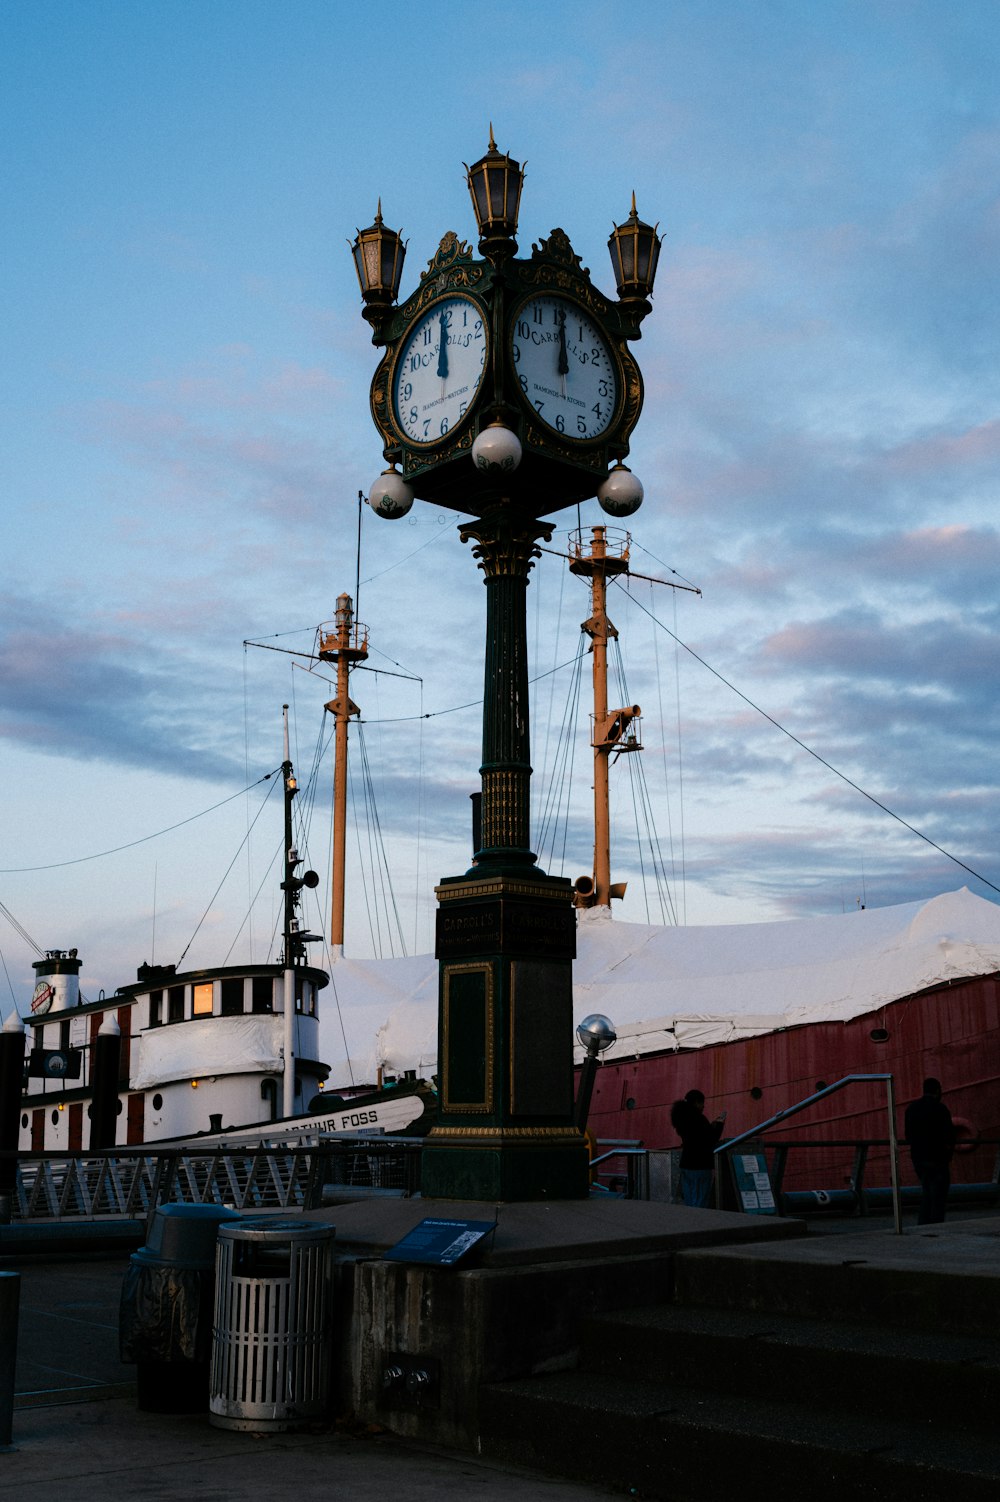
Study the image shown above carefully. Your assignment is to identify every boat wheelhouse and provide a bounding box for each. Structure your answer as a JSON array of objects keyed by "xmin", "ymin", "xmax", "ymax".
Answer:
[{"xmin": 19, "ymin": 950, "xmax": 329, "ymax": 1151}]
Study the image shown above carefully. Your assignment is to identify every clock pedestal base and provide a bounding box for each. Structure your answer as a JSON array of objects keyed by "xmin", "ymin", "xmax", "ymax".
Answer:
[{"xmin": 420, "ymin": 869, "xmax": 589, "ymax": 1203}]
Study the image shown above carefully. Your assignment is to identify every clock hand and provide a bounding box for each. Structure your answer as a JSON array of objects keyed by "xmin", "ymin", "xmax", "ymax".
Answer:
[
  {"xmin": 437, "ymin": 310, "xmax": 450, "ymax": 380},
  {"xmin": 557, "ymin": 308, "xmax": 569, "ymax": 377}
]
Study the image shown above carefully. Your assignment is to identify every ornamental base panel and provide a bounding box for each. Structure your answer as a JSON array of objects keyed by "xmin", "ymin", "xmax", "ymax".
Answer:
[{"xmin": 419, "ymin": 1135, "xmax": 590, "ymax": 1202}]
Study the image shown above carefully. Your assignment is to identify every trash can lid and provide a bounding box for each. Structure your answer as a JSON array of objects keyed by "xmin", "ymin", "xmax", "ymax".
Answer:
[
  {"xmin": 139, "ymin": 1202, "xmax": 244, "ymax": 1267},
  {"xmin": 218, "ymin": 1217, "xmax": 335, "ymax": 1244}
]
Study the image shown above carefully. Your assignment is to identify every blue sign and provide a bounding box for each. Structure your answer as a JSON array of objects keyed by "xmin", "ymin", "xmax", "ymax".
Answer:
[{"xmin": 383, "ymin": 1217, "xmax": 496, "ymax": 1266}]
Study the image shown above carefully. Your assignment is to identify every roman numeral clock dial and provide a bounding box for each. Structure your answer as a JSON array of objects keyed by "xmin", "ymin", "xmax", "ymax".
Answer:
[
  {"xmin": 391, "ymin": 294, "xmax": 488, "ymax": 447},
  {"xmin": 510, "ymin": 294, "xmax": 621, "ymax": 442}
]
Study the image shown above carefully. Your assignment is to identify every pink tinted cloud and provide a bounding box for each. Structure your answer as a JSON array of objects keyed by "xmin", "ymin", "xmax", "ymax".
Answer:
[{"xmin": 879, "ymin": 417, "xmax": 1000, "ymax": 477}]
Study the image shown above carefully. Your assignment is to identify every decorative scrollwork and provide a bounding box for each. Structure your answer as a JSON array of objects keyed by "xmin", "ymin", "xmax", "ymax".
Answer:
[
  {"xmin": 522, "ymin": 421, "xmax": 609, "ymax": 472},
  {"xmin": 420, "ymin": 229, "xmax": 475, "ymax": 280},
  {"xmin": 458, "ymin": 511, "xmax": 553, "ymax": 579},
  {"xmin": 531, "ymin": 227, "xmax": 588, "ymax": 276},
  {"xmin": 399, "ymin": 425, "xmax": 475, "ymax": 477}
]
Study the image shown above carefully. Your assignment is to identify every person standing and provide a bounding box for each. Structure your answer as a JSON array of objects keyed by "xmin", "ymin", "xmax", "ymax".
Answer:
[
  {"xmin": 670, "ymin": 1089, "xmax": 727, "ymax": 1208},
  {"xmin": 904, "ymin": 1077, "xmax": 956, "ymax": 1225}
]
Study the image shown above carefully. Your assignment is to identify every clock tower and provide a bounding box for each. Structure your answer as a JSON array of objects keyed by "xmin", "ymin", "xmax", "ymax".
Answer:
[{"xmin": 351, "ymin": 134, "xmax": 661, "ymax": 1199}]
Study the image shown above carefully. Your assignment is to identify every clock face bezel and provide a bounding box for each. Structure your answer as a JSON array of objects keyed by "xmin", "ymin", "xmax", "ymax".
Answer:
[
  {"xmin": 390, "ymin": 292, "xmax": 490, "ymax": 450},
  {"xmin": 509, "ymin": 292, "xmax": 622, "ymax": 444}
]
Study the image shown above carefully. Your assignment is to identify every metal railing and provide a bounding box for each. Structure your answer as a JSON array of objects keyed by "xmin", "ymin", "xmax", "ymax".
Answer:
[
  {"xmin": 1, "ymin": 1136, "xmax": 422, "ymax": 1223},
  {"xmin": 589, "ymin": 1142, "xmax": 649, "ymax": 1198},
  {"xmin": 714, "ymin": 1073, "xmax": 904, "ymax": 1233},
  {"xmin": 8, "ymin": 1115, "xmax": 992, "ymax": 1228}
]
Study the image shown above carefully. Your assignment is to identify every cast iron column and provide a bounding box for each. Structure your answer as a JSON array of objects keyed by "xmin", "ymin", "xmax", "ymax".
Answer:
[
  {"xmin": 422, "ymin": 504, "xmax": 588, "ymax": 1202},
  {"xmin": 462, "ymin": 507, "xmax": 548, "ymax": 868}
]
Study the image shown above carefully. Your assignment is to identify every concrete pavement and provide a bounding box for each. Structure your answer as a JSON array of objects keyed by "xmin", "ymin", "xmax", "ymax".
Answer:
[{"xmin": 6, "ymin": 1206, "xmax": 999, "ymax": 1498}]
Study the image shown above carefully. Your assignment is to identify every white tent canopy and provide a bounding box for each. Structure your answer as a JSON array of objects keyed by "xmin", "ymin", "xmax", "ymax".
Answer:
[{"xmin": 317, "ymin": 888, "xmax": 1000, "ymax": 1087}]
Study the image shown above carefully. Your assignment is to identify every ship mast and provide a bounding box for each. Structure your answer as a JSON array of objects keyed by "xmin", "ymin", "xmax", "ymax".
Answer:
[
  {"xmin": 318, "ymin": 594, "xmax": 369, "ymax": 954},
  {"xmin": 569, "ymin": 526, "xmax": 642, "ymax": 910},
  {"xmin": 279, "ymin": 704, "xmax": 320, "ymax": 1117}
]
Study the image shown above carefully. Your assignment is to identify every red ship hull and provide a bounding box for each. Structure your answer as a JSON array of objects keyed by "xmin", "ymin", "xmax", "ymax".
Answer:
[{"xmin": 584, "ymin": 971, "xmax": 1000, "ymax": 1193}]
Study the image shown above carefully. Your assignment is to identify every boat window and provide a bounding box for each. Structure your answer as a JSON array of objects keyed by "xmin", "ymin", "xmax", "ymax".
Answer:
[
  {"xmin": 167, "ymin": 987, "xmax": 184, "ymax": 1023},
  {"xmin": 221, "ymin": 978, "xmax": 244, "ymax": 1016},
  {"xmin": 149, "ymin": 990, "xmax": 162, "ymax": 1028},
  {"xmin": 251, "ymin": 977, "xmax": 273, "ymax": 1014},
  {"xmin": 192, "ymin": 982, "xmax": 213, "ymax": 1017}
]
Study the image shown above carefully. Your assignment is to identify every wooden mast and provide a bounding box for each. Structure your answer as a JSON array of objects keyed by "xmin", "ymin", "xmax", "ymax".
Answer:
[
  {"xmin": 318, "ymin": 594, "xmax": 368, "ymax": 952},
  {"xmin": 569, "ymin": 526, "xmax": 642, "ymax": 909}
]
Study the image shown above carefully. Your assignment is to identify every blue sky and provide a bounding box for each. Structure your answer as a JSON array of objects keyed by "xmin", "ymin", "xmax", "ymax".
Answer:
[{"xmin": 2, "ymin": 1, "xmax": 999, "ymax": 1017}]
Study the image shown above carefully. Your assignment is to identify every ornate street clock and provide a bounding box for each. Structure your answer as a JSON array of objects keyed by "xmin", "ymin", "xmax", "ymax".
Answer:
[
  {"xmin": 357, "ymin": 152, "xmax": 658, "ymax": 517},
  {"xmin": 350, "ymin": 138, "xmax": 662, "ymax": 1202}
]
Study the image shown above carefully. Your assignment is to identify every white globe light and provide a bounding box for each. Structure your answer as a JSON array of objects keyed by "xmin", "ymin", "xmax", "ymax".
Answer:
[
  {"xmin": 576, "ymin": 1013, "xmax": 617, "ymax": 1054},
  {"xmin": 471, "ymin": 422, "xmax": 522, "ymax": 476},
  {"xmin": 367, "ymin": 468, "xmax": 414, "ymax": 519},
  {"xmin": 597, "ymin": 463, "xmax": 644, "ymax": 517}
]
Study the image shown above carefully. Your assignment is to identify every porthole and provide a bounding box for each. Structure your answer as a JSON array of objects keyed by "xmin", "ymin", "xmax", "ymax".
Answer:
[
  {"xmin": 815, "ymin": 1080, "xmax": 828, "ymax": 1093},
  {"xmin": 51, "ymin": 1110, "xmax": 59, "ymax": 1126},
  {"xmin": 750, "ymin": 1086, "xmax": 763, "ymax": 1101},
  {"xmin": 869, "ymin": 1027, "xmax": 890, "ymax": 1043},
  {"xmin": 116, "ymin": 1100, "xmax": 123, "ymax": 1114},
  {"xmin": 152, "ymin": 1093, "xmax": 163, "ymax": 1111},
  {"xmin": 20, "ymin": 1113, "xmax": 28, "ymax": 1129},
  {"xmin": 625, "ymin": 1097, "xmax": 636, "ymax": 1111}
]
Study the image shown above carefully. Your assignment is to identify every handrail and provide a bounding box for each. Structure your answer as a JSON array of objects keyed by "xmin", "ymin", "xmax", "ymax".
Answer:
[{"xmin": 714, "ymin": 1073, "xmax": 903, "ymax": 1234}]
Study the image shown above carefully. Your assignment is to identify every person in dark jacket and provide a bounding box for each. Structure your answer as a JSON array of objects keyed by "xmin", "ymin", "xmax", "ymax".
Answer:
[
  {"xmin": 670, "ymin": 1089, "xmax": 727, "ymax": 1207},
  {"xmin": 904, "ymin": 1077, "xmax": 956, "ymax": 1224}
]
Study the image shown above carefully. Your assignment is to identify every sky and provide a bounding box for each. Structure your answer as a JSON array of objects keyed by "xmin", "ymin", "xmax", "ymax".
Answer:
[{"xmin": 2, "ymin": 0, "xmax": 999, "ymax": 1020}]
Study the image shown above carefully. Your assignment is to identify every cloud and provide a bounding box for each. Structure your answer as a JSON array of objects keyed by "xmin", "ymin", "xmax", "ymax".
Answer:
[{"xmin": 0, "ymin": 590, "xmax": 241, "ymax": 780}]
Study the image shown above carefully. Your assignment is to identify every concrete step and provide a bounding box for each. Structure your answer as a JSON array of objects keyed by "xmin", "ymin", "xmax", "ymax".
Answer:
[
  {"xmin": 479, "ymin": 1367, "xmax": 1000, "ymax": 1502},
  {"xmin": 578, "ymin": 1302, "xmax": 1000, "ymax": 1433},
  {"xmin": 670, "ymin": 1230, "xmax": 1000, "ymax": 1335}
]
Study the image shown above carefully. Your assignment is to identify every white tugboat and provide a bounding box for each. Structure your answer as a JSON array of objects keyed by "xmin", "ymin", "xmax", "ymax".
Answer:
[{"xmin": 17, "ymin": 709, "xmax": 331, "ymax": 1151}]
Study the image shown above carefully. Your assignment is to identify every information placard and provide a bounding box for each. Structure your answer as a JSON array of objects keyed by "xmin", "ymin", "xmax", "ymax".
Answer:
[
  {"xmin": 728, "ymin": 1151, "xmax": 777, "ymax": 1215},
  {"xmin": 383, "ymin": 1217, "xmax": 496, "ymax": 1266}
]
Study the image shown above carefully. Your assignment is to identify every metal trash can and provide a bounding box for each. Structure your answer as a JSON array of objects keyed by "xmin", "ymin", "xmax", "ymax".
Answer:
[
  {"xmin": 119, "ymin": 1202, "xmax": 242, "ymax": 1412},
  {"xmin": 209, "ymin": 1217, "xmax": 335, "ymax": 1431}
]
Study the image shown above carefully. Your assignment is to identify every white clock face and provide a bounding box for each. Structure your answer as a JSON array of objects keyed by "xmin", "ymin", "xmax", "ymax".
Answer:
[
  {"xmin": 392, "ymin": 295, "xmax": 488, "ymax": 446},
  {"xmin": 511, "ymin": 295, "xmax": 620, "ymax": 441}
]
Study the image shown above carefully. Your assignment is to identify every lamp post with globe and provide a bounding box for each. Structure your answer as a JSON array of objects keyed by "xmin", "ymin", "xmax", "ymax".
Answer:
[{"xmin": 351, "ymin": 136, "xmax": 661, "ymax": 1200}]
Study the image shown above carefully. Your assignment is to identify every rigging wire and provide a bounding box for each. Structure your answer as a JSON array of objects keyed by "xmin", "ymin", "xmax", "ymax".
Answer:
[
  {"xmin": 350, "ymin": 757, "xmax": 378, "ymax": 957},
  {"xmin": 535, "ymin": 638, "xmax": 586, "ymax": 871},
  {"xmin": 242, "ymin": 646, "xmax": 255, "ymax": 962},
  {"xmin": 175, "ymin": 772, "xmax": 281, "ymax": 969},
  {"xmin": 357, "ymin": 724, "xmax": 408, "ymax": 957},
  {"xmin": 614, "ymin": 579, "xmax": 1000, "ymax": 900},
  {"xmin": 0, "ymin": 944, "xmax": 16, "ymax": 1011},
  {"xmin": 358, "ymin": 652, "xmax": 582, "ymax": 726},
  {"xmin": 0, "ymin": 772, "xmax": 281, "ymax": 875},
  {"xmin": 649, "ymin": 581, "xmax": 683, "ymax": 922},
  {"xmin": 359, "ymin": 518, "xmax": 449, "ymax": 587},
  {"xmin": 0, "ymin": 901, "xmax": 43, "ymax": 955},
  {"xmin": 672, "ymin": 587, "xmax": 689, "ymax": 924},
  {"xmin": 610, "ymin": 636, "xmax": 677, "ymax": 925},
  {"xmin": 222, "ymin": 831, "xmax": 283, "ymax": 966}
]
